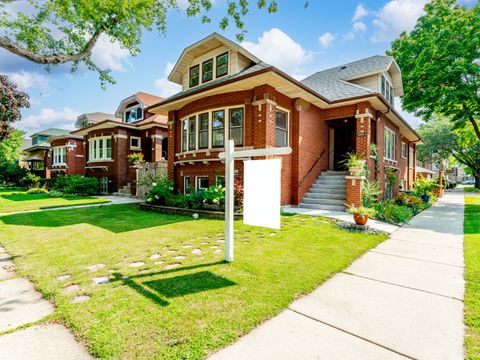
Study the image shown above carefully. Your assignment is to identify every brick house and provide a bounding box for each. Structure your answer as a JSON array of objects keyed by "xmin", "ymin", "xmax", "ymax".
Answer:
[
  {"xmin": 72, "ymin": 92, "xmax": 168, "ymax": 194},
  {"xmin": 147, "ymin": 33, "xmax": 421, "ymax": 210},
  {"xmin": 46, "ymin": 134, "xmax": 85, "ymax": 177}
]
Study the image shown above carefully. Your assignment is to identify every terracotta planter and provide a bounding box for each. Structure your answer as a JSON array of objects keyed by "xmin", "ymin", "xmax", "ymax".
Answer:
[{"xmin": 353, "ymin": 213, "xmax": 369, "ymax": 225}]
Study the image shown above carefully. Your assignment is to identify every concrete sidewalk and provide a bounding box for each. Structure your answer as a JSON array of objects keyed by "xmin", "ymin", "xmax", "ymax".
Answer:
[{"xmin": 211, "ymin": 192, "xmax": 465, "ymax": 360}]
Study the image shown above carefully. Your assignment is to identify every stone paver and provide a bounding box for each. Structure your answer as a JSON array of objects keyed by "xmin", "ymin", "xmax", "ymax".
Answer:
[
  {"xmin": 87, "ymin": 263, "xmax": 106, "ymax": 272},
  {"xmin": 0, "ymin": 278, "xmax": 54, "ymax": 333},
  {"xmin": 92, "ymin": 276, "xmax": 109, "ymax": 285},
  {"xmin": 129, "ymin": 261, "xmax": 145, "ymax": 267},
  {"xmin": 211, "ymin": 192, "xmax": 465, "ymax": 360},
  {"xmin": 0, "ymin": 247, "xmax": 15, "ymax": 280},
  {"xmin": 0, "ymin": 324, "xmax": 93, "ymax": 359}
]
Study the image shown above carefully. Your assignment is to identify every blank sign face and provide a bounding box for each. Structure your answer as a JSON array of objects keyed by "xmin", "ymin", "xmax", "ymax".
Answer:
[{"xmin": 243, "ymin": 159, "xmax": 281, "ymax": 229}]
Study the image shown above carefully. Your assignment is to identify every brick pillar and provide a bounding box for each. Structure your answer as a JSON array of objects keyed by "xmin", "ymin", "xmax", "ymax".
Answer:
[
  {"xmin": 345, "ymin": 175, "xmax": 364, "ymax": 209},
  {"xmin": 116, "ymin": 129, "xmax": 128, "ymax": 191},
  {"xmin": 151, "ymin": 127, "xmax": 164, "ymax": 162},
  {"xmin": 355, "ymin": 107, "xmax": 372, "ymax": 159},
  {"xmin": 167, "ymin": 111, "xmax": 176, "ymax": 181}
]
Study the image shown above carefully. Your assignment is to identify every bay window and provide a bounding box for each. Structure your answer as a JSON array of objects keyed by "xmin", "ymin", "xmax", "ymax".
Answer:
[
  {"xmin": 89, "ymin": 137, "xmax": 112, "ymax": 161},
  {"xmin": 275, "ymin": 110, "xmax": 289, "ymax": 147},
  {"xmin": 189, "ymin": 116, "xmax": 196, "ymax": 150},
  {"xmin": 53, "ymin": 146, "xmax": 66, "ymax": 165},
  {"xmin": 229, "ymin": 108, "xmax": 243, "ymax": 146},
  {"xmin": 182, "ymin": 120, "xmax": 188, "ymax": 152},
  {"xmin": 198, "ymin": 113, "xmax": 209, "ymax": 149},
  {"xmin": 212, "ymin": 110, "xmax": 225, "ymax": 147},
  {"xmin": 384, "ymin": 128, "xmax": 396, "ymax": 161}
]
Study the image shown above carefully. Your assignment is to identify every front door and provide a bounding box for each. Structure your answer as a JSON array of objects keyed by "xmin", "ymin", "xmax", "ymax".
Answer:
[{"xmin": 328, "ymin": 118, "xmax": 356, "ymax": 171}]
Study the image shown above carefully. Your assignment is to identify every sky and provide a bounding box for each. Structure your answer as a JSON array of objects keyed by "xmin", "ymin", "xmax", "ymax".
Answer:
[{"xmin": 0, "ymin": 0, "xmax": 474, "ymax": 136}]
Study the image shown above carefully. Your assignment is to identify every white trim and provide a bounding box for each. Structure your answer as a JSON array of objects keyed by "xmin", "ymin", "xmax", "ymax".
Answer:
[
  {"xmin": 52, "ymin": 146, "xmax": 67, "ymax": 166},
  {"xmin": 183, "ymin": 176, "xmax": 191, "ymax": 194},
  {"xmin": 383, "ymin": 126, "xmax": 396, "ymax": 162},
  {"xmin": 275, "ymin": 106, "xmax": 290, "ymax": 147},
  {"xmin": 130, "ymin": 136, "xmax": 142, "ymax": 150},
  {"xmin": 88, "ymin": 136, "xmax": 112, "ymax": 162},
  {"xmin": 124, "ymin": 104, "xmax": 144, "ymax": 123},
  {"xmin": 189, "ymin": 50, "xmax": 230, "ymax": 88},
  {"xmin": 401, "ymin": 141, "xmax": 407, "ymax": 159},
  {"xmin": 195, "ymin": 176, "xmax": 209, "ymax": 191}
]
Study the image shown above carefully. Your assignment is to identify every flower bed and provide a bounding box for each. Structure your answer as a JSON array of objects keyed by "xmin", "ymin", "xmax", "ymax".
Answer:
[{"xmin": 139, "ymin": 203, "xmax": 242, "ymax": 220}]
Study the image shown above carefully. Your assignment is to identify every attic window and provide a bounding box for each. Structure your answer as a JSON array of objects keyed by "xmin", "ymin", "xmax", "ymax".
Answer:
[
  {"xmin": 202, "ymin": 59, "xmax": 213, "ymax": 83},
  {"xmin": 216, "ymin": 53, "xmax": 228, "ymax": 78},
  {"xmin": 189, "ymin": 64, "xmax": 200, "ymax": 87},
  {"xmin": 125, "ymin": 106, "xmax": 143, "ymax": 123},
  {"xmin": 381, "ymin": 74, "xmax": 394, "ymax": 106}
]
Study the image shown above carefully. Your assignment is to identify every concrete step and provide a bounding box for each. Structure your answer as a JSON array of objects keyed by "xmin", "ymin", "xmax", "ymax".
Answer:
[
  {"xmin": 310, "ymin": 184, "xmax": 346, "ymax": 190},
  {"xmin": 315, "ymin": 179, "xmax": 346, "ymax": 185},
  {"xmin": 112, "ymin": 192, "xmax": 132, "ymax": 198},
  {"xmin": 302, "ymin": 198, "xmax": 345, "ymax": 206},
  {"xmin": 323, "ymin": 171, "xmax": 348, "ymax": 175},
  {"xmin": 309, "ymin": 188, "xmax": 346, "ymax": 195},
  {"xmin": 299, "ymin": 203, "xmax": 346, "ymax": 211},
  {"xmin": 305, "ymin": 192, "xmax": 346, "ymax": 200},
  {"xmin": 317, "ymin": 175, "xmax": 346, "ymax": 181}
]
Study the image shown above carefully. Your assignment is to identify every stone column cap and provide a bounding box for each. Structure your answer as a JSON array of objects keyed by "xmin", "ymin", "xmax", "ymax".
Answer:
[{"xmin": 345, "ymin": 175, "xmax": 366, "ymax": 180}]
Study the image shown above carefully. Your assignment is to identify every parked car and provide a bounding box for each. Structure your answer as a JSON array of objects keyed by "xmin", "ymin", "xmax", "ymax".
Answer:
[{"xmin": 462, "ymin": 180, "xmax": 475, "ymax": 185}]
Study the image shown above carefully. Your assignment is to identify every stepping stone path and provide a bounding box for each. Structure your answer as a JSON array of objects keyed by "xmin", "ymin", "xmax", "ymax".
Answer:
[
  {"xmin": 92, "ymin": 276, "xmax": 109, "ymax": 285},
  {"xmin": 191, "ymin": 248, "xmax": 203, "ymax": 256},
  {"xmin": 87, "ymin": 263, "xmax": 106, "ymax": 272},
  {"xmin": 72, "ymin": 295, "xmax": 91, "ymax": 303},
  {"xmin": 201, "ymin": 242, "xmax": 209, "ymax": 245},
  {"xmin": 129, "ymin": 261, "xmax": 145, "ymax": 267},
  {"xmin": 182, "ymin": 244, "xmax": 193, "ymax": 248},
  {"xmin": 0, "ymin": 247, "xmax": 15, "ymax": 280},
  {"xmin": 217, "ymin": 240, "xmax": 225, "ymax": 243},
  {"xmin": 174, "ymin": 255, "xmax": 187, "ymax": 260},
  {"xmin": 63, "ymin": 284, "xmax": 79, "ymax": 294},
  {"xmin": 56, "ymin": 274, "xmax": 72, "ymax": 281},
  {"xmin": 214, "ymin": 249, "xmax": 222, "ymax": 254},
  {"xmin": 211, "ymin": 245, "xmax": 219, "ymax": 249},
  {"xmin": 150, "ymin": 253, "xmax": 161, "ymax": 260},
  {"xmin": 167, "ymin": 249, "xmax": 178, "ymax": 253},
  {"xmin": 164, "ymin": 263, "xmax": 181, "ymax": 270},
  {"xmin": 154, "ymin": 261, "xmax": 164, "ymax": 265}
]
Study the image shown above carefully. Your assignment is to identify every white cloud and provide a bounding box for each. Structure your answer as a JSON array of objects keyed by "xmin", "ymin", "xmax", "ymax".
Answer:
[
  {"xmin": 241, "ymin": 28, "xmax": 313, "ymax": 76},
  {"xmin": 17, "ymin": 107, "xmax": 79, "ymax": 133},
  {"xmin": 371, "ymin": 0, "xmax": 428, "ymax": 43},
  {"xmin": 353, "ymin": 4, "xmax": 369, "ymax": 21},
  {"xmin": 318, "ymin": 32, "xmax": 335, "ymax": 48},
  {"xmin": 153, "ymin": 62, "xmax": 182, "ymax": 98},
  {"xmin": 91, "ymin": 34, "xmax": 130, "ymax": 71},
  {"xmin": 3, "ymin": 71, "xmax": 49, "ymax": 93},
  {"xmin": 353, "ymin": 21, "xmax": 367, "ymax": 32}
]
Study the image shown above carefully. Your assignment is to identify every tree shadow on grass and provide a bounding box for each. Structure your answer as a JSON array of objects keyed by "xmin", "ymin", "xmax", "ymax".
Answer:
[
  {"xmin": 0, "ymin": 204, "xmax": 197, "ymax": 233},
  {"xmin": 111, "ymin": 261, "xmax": 234, "ymax": 307}
]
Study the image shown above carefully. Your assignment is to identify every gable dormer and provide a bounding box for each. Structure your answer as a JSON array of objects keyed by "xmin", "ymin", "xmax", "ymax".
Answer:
[
  {"xmin": 168, "ymin": 33, "xmax": 261, "ymax": 91},
  {"xmin": 115, "ymin": 92, "xmax": 163, "ymax": 124}
]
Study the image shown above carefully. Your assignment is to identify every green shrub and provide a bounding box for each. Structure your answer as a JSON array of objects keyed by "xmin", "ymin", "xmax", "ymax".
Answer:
[
  {"xmin": 26, "ymin": 187, "xmax": 49, "ymax": 194},
  {"xmin": 413, "ymin": 177, "xmax": 437, "ymax": 196},
  {"xmin": 53, "ymin": 175, "xmax": 99, "ymax": 196},
  {"xmin": 146, "ymin": 175, "xmax": 174, "ymax": 206},
  {"xmin": 362, "ymin": 180, "xmax": 381, "ymax": 207},
  {"xmin": 374, "ymin": 200, "xmax": 415, "ymax": 224},
  {"xmin": 48, "ymin": 190, "xmax": 65, "ymax": 198},
  {"xmin": 22, "ymin": 172, "xmax": 41, "ymax": 188},
  {"xmin": 203, "ymin": 185, "xmax": 225, "ymax": 206},
  {"xmin": 0, "ymin": 161, "xmax": 28, "ymax": 186}
]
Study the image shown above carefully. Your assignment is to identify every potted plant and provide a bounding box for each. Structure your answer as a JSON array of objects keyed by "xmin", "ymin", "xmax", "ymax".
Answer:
[
  {"xmin": 127, "ymin": 152, "xmax": 145, "ymax": 168},
  {"xmin": 340, "ymin": 152, "xmax": 366, "ymax": 176},
  {"xmin": 413, "ymin": 177, "xmax": 437, "ymax": 202},
  {"xmin": 346, "ymin": 205, "xmax": 376, "ymax": 225}
]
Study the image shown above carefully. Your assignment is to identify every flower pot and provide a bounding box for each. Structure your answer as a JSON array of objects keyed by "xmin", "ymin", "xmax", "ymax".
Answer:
[
  {"xmin": 421, "ymin": 194, "xmax": 430, "ymax": 203},
  {"xmin": 349, "ymin": 166, "xmax": 363, "ymax": 176},
  {"xmin": 353, "ymin": 213, "xmax": 369, "ymax": 225}
]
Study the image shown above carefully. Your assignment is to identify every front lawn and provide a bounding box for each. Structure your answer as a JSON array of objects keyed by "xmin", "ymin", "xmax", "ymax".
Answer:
[
  {"xmin": 465, "ymin": 186, "xmax": 480, "ymax": 193},
  {"xmin": 0, "ymin": 204, "xmax": 386, "ymax": 359},
  {"xmin": 465, "ymin": 196, "xmax": 480, "ymax": 360},
  {"xmin": 0, "ymin": 189, "xmax": 110, "ymax": 213}
]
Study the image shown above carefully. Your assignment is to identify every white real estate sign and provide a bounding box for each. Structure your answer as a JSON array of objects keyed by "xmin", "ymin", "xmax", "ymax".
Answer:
[{"xmin": 243, "ymin": 159, "xmax": 281, "ymax": 229}]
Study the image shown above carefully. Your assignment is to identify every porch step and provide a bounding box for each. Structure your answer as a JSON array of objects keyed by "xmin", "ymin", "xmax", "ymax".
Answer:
[
  {"xmin": 111, "ymin": 192, "xmax": 132, "ymax": 198},
  {"xmin": 299, "ymin": 203, "xmax": 346, "ymax": 212},
  {"xmin": 299, "ymin": 170, "xmax": 347, "ymax": 212},
  {"xmin": 302, "ymin": 198, "xmax": 345, "ymax": 206},
  {"xmin": 305, "ymin": 192, "xmax": 346, "ymax": 200}
]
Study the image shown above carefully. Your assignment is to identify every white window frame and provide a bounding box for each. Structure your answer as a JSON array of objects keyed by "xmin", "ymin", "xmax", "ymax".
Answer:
[
  {"xmin": 195, "ymin": 176, "xmax": 209, "ymax": 191},
  {"xmin": 52, "ymin": 146, "xmax": 67, "ymax": 165},
  {"xmin": 401, "ymin": 142, "xmax": 407, "ymax": 159},
  {"xmin": 275, "ymin": 107, "xmax": 290, "ymax": 147},
  {"xmin": 130, "ymin": 136, "xmax": 141, "ymax": 150},
  {"xmin": 88, "ymin": 136, "xmax": 113, "ymax": 162},
  {"xmin": 384, "ymin": 127, "xmax": 396, "ymax": 162},
  {"xmin": 180, "ymin": 105, "xmax": 245, "ymax": 153},
  {"xmin": 188, "ymin": 50, "xmax": 230, "ymax": 88},
  {"xmin": 183, "ymin": 176, "xmax": 191, "ymax": 194},
  {"xmin": 409, "ymin": 147, "xmax": 414, "ymax": 169},
  {"xmin": 379, "ymin": 73, "xmax": 395, "ymax": 106},
  {"xmin": 124, "ymin": 104, "xmax": 143, "ymax": 123},
  {"xmin": 215, "ymin": 175, "xmax": 225, "ymax": 187}
]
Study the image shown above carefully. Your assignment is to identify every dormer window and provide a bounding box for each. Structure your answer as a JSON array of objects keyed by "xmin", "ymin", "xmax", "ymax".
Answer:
[
  {"xmin": 202, "ymin": 59, "xmax": 213, "ymax": 83},
  {"xmin": 381, "ymin": 74, "xmax": 394, "ymax": 106},
  {"xmin": 124, "ymin": 105, "xmax": 143, "ymax": 123},
  {"xmin": 189, "ymin": 64, "xmax": 200, "ymax": 87},
  {"xmin": 216, "ymin": 53, "xmax": 228, "ymax": 78}
]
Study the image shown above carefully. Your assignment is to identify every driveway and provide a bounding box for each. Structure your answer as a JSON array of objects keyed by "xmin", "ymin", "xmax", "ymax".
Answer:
[{"xmin": 211, "ymin": 192, "xmax": 465, "ymax": 360}]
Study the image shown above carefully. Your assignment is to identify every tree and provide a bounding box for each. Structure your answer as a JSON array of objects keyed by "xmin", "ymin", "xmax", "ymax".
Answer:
[
  {"xmin": 0, "ymin": 0, "xmax": 279, "ymax": 86},
  {"xmin": 389, "ymin": 0, "xmax": 480, "ymax": 140},
  {"xmin": 417, "ymin": 116, "xmax": 480, "ymax": 188},
  {"xmin": 0, "ymin": 129, "xmax": 24, "ymax": 164},
  {"xmin": 0, "ymin": 75, "xmax": 30, "ymax": 140}
]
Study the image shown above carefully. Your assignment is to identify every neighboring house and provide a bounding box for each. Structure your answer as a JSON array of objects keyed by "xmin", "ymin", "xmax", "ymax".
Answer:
[
  {"xmin": 22, "ymin": 128, "xmax": 72, "ymax": 178},
  {"xmin": 72, "ymin": 92, "xmax": 168, "ymax": 194},
  {"xmin": 147, "ymin": 33, "xmax": 421, "ymax": 210},
  {"xmin": 46, "ymin": 134, "xmax": 85, "ymax": 177},
  {"xmin": 416, "ymin": 165, "xmax": 435, "ymax": 179}
]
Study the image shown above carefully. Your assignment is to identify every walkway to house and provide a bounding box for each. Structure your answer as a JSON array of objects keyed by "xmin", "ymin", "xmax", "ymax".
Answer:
[{"xmin": 212, "ymin": 191, "xmax": 465, "ymax": 360}]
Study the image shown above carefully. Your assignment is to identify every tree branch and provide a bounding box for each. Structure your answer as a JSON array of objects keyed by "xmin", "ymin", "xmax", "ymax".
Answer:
[
  {"xmin": 469, "ymin": 116, "xmax": 480, "ymax": 141},
  {"xmin": 0, "ymin": 29, "xmax": 103, "ymax": 64}
]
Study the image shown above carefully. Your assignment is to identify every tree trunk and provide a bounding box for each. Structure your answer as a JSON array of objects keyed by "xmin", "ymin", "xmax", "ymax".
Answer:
[{"xmin": 474, "ymin": 173, "xmax": 480, "ymax": 189}]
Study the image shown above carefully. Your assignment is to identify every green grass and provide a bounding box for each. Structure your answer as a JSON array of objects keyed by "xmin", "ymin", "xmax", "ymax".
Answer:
[
  {"xmin": 0, "ymin": 204, "xmax": 387, "ymax": 359},
  {"xmin": 465, "ymin": 196, "xmax": 480, "ymax": 360},
  {"xmin": 465, "ymin": 186, "xmax": 480, "ymax": 193},
  {"xmin": 0, "ymin": 189, "xmax": 110, "ymax": 213}
]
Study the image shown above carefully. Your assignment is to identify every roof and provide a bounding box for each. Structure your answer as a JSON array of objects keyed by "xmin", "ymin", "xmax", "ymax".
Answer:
[
  {"xmin": 301, "ymin": 55, "xmax": 403, "ymax": 102},
  {"xmin": 29, "ymin": 128, "xmax": 72, "ymax": 138},
  {"xmin": 71, "ymin": 115, "xmax": 167, "ymax": 137},
  {"xmin": 46, "ymin": 134, "xmax": 83, "ymax": 143},
  {"xmin": 75, "ymin": 112, "xmax": 119, "ymax": 129},
  {"xmin": 168, "ymin": 32, "xmax": 262, "ymax": 85},
  {"xmin": 416, "ymin": 166, "xmax": 435, "ymax": 174},
  {"xmin": 114, "ymin": 92, "xmax": 164, "ymax": 117}
]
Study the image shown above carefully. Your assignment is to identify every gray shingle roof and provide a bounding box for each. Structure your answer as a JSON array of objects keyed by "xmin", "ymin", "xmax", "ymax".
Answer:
[
  {"xmin": 301, "ymin": 55, "xmax": 394, "ymax": 101},
  {"xmin": 30, "ymin": 128, "xmax": 72, "ymax": 137}
]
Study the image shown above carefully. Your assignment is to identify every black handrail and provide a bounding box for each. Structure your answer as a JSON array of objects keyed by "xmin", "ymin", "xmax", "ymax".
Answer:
[{"xmin": 299, "ymin": 149, "xmax": 327, "ymax": 187}]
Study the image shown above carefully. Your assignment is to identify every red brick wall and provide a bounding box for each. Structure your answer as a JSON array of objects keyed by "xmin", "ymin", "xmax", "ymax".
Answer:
[{"xmin": 48, "ymin": 138, "xmax": 85, "ymax": 177}]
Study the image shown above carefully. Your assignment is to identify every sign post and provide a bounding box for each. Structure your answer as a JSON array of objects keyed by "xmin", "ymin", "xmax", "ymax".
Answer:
[{"xmin": 219, "ymin": 141, "xmax": 292, "ymax": 262}]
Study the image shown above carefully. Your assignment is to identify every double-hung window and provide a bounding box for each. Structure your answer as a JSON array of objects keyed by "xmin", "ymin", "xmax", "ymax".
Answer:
[
  {"xmin": 384, "ymin": 128, "xmax": 396, "ymax": 161},
  {"xmin": 198, "ymin": 113, "xmax": 209, "ymax": 149},
  {"xmin": 202, "ymin": 59, "xmax": 213, "ymax": 83},
  {"xmin": 275, "ymin": 110, "xmax": 289, "ymax": 147},
  {"xmin": 182, "ymin": 120, "xmax": 188, "ymax": 152},
  {"xmin": 409, "ymin": 147, "xmax": 414, "ymax": 168},
  {"xmin": 216, "ymin": 53, "xmax": 228, "ymax": 78},
  {"xmin": 380, "ymin": 74, "xmax": 394, "ymax": 106},
  {"xmin": 189, "ymin": 65, "xmax": 200, "ymax": 87},
  {"xmin": 229, "ymin": 108, "xmax": 243, "ymax": 146},
  {"xmin": 212, "ymin": 110, "xmax": 225, "ymax": 147},
  {"xmin": 196, "ymin": 176, "xmax": 209, "ymax": 192},
  {"xmin": 53, "ymin": 146, "xmax": 66, "ymax": 165},
  {"xmin": 89, "ymin": 137, "xmax": 112, "ymax": 161},
  {"xmin": 401, "ymin": 142, "xmax": 407, "ymax": 159},
  {"xmin": 184, "ymin": 176, "xmax": 191, "ymax": 194},
  {"xmin": 189, "ymin": 116, "xmax": 197, "ymax": 150}
]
